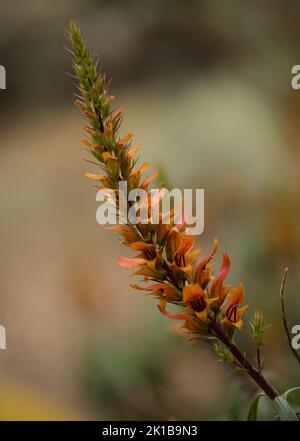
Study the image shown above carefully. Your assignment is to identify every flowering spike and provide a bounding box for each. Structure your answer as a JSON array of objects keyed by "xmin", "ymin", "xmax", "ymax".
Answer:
[{"xmin": 68, "ymin": 22, "xmax": 283, "ymax": 405}]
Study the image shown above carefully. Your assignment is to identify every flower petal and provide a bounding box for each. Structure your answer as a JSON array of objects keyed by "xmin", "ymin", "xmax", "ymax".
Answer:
[
  {"xmin": 157, "ymin": 304, "xmax": 191, "ymax": 322},
  {"xmin": 195, "ymin": 238, "xmax": 218, "ymax": 278},
  {"xmin": 117, "ymin": 132, "xmax": 133, "ymax": 145},
  {"xmin": 211, "ymin": 252, "xmax": 231, "ymax": 297},
  {"xmin": 116, "ymin": 256, "xmax": 146, "ymax": 268},
  {"xmin": 127, "ymin": 144, "xmax": 141, "ymax": 157},
  {"xmin": 141, "ymin": 169, "xmax": 159, "ymax": 189}
]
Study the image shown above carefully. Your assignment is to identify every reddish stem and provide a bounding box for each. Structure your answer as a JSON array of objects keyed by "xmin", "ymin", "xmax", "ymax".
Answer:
[{"xmin": 210, "ymin": 319, "xmax": 278, "ymax": 400}]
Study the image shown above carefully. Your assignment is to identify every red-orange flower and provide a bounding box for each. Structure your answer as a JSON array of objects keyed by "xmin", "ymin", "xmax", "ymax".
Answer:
[
  {"xmin": 166, "ymin": 230, "xmax": 199, "ymax": 277},
  {"xmin": 183, "ymin": 283, "xmax": 218, "ymax": 322},
  {"xmin": 221, "ymin": 283, "xmax": 249, "ymax": 330},
  {"xmin": 130, "ymin": 242, "xmax": 160, "ymax": 269}
]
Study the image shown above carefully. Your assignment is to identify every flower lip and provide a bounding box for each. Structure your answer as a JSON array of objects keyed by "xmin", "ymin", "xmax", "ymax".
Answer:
[
  {"xmin": 227, "ymin": 303, "xmax": 238, "ymax": 323},
  {"xmin": 190, "ymin": 297, "xmax": 206, "ymax": 312},
  {"xmin": 174, "ymin": 253, "xmax": 186, "ymax": 267},
  {"xmin": 221, "ymin": 283, "xmax": 249, "ymax": 330}
]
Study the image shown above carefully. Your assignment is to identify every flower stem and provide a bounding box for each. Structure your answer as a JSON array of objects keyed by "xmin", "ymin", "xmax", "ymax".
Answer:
[
  {"xmin": 256, "ymin": 345, "xmax": 262, "ymax": 372},
  {"xmin": 210, "ymin": 319, "xmax": 278, "ymax": 400}
]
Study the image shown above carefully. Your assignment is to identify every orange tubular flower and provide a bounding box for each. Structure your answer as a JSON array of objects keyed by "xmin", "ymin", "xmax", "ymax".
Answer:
[
  {"xmin": 118, "ymin": 242, "xmax": 166, "ymax": 281},
  {"xmin": 131, "ymin": 282, "xmax": 180, "ymax": 302},
  {"xmin": 221, "ymin": 283, "xmax": 249, "ymax": 330},
  {"xmin": 116, "ymin": 256, "xmax": 146, "ymax": 268},
  {"xmin": 130, "ymin": 242, "xmax": 160, "ymax": 270},
  {"xmin": 157, "ymin": 298, "xmax": 203, "ymax": 334},
  {"xmin": 183, "ymin": 283, "xmax": 218, "ymax": 323},
  {"xmin": 158, "ymin": 301, "xmax": 191, "ymax": 323},
  {"xmin": 166, "ymin": 230, "xmax": 200, "ymax": 278}
]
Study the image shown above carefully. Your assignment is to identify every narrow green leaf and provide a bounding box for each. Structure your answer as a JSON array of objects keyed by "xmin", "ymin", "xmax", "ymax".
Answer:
[
  {"xmin": 247, "ymin": 394, "xmax": 265, "ymax": 421},
  {"xmin": 274, "ymin": 396, "xmax": 299, "ymax": 421}
]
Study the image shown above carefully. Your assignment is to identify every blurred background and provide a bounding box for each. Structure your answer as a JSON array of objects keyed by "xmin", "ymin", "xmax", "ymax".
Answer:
[{"xmin": 0, "ymin": 0, "xmax": 300, "ymax": 420}]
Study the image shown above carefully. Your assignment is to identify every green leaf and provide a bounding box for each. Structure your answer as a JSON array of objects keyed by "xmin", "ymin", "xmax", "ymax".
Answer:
[
  {"xmin": 247, "ymin": 394, "xmax": 265, "ymax": 421},
  {"xmin": 283, "ymin": 387, "xmax": 300, "ymax": 414},
  {"xmin": 274, "ymin": 396, "xmax": 299, "ymax": 421},
  {"xmin": 283, "ymin": 386, "xmax": 300, "ymax": 400}
]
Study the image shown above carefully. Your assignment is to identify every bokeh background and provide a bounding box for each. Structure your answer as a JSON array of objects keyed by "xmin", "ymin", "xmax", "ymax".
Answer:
[{"xmin": 0, "ymin": 0, "xmax": 300, "ymax": 420}]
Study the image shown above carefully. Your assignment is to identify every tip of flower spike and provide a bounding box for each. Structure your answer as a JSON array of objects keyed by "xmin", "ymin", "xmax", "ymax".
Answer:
[
  {"xmin": 68, "ymin": 20, "xmax": 79, "ymax": 35},
  {"xmin": 69, "ymin": 20, "xmax": 78, "ymax": 28}
]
